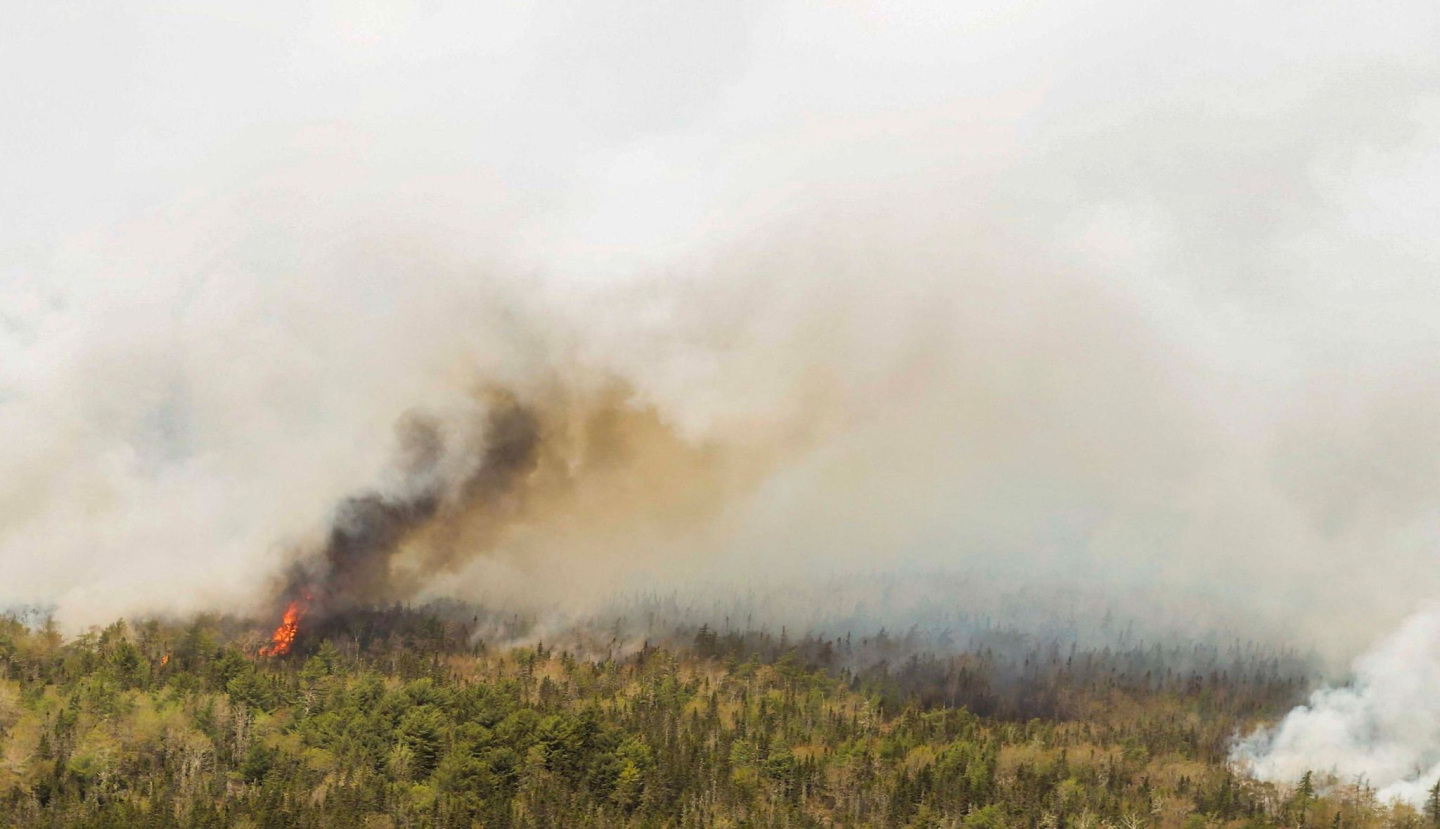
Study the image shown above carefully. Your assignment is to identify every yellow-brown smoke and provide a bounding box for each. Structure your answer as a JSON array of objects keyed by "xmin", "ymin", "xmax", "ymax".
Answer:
[{"xmin": 276, "ymin": 377, "xmax": 820, "ymax": 616}]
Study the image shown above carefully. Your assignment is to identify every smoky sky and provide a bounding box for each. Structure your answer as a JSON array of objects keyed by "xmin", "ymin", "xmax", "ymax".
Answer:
[{"xmin": 2, "ymin": 1, "xmax": 1440, "ymax": 658}]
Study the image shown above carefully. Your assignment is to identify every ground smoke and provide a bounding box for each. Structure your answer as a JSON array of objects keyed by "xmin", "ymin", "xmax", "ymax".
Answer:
[{"xmin": 1234, "ymin": 604, "xmax": 1440, "ymax": 805}]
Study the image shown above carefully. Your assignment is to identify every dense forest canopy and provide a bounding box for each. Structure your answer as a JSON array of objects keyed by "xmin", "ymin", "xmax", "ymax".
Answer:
[{"xmin": 0, "ymin": 606, "xmax": 1395, "ymax": 829}]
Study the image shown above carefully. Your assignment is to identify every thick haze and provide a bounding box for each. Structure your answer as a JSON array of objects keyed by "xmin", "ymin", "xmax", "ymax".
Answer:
[{"xmin": 3, "ymin": 0, "xmax": 1440, "ymax": 685}]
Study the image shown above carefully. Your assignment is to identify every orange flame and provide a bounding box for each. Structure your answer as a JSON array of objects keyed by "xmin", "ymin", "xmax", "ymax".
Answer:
[
  {"xmin": 160, "ymin": 654, "xmax": 169, "ymax": 666},
  {"xmin": 259, "ymin": 597, "xmax": 308, "ymax": 657}
]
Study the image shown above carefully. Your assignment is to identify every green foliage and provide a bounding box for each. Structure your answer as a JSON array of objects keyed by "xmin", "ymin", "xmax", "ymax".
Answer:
[{"xmin": 0, "ymin": 611, "xmax": 1381, "ymax": 829}]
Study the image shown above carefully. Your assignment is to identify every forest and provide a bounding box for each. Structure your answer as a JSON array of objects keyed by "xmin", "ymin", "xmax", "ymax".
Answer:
[{"xmin": 0, "ymin": 605, "xmax": 1403, "ymax": 828}]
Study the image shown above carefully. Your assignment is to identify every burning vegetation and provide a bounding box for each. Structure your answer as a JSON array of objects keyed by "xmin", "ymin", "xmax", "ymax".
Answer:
[
  {"xmin": 257, "ymin": 597, "xmax": 308, "ymax": 657},
  {"xmin": 252, "ymin": 391, "xmax": 541, "ymax": 656},
  {"xmin": 254, "ymin": 381, "xmax": 789, "ymax": 657}
]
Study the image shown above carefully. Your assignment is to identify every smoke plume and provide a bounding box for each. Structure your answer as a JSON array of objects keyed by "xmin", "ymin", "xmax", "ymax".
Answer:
[
  {"xmin": 2, "ymin": 0, "xmax": 1440, "ymax": 702},
  {"xmin": 1234, "ymin": 603, "xmax": 1440, "ymax": 805},
  {"xmin": 272, "ymin": 380, "xmax": 804, "ymax": 618}
]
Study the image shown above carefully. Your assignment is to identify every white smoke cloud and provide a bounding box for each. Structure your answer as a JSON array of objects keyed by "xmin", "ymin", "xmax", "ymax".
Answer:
[
  {"xmin": 1235, "ymin": 603, "xmax": 1440, "ymax": 805},
  {"xmin": 1, "ymin": 0, "xmax": 1439, "ymax": 675}
]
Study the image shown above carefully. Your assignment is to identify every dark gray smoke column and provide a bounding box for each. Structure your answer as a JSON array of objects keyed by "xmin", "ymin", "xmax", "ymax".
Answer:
[{"xmin": 283, "ymin": 394, "xmax": 541, "ymax": 614}]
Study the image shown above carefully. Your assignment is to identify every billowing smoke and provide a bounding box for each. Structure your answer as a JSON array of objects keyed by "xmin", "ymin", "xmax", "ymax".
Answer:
[
  {"xmin": 272, "ymin": 381, "xmax": 802, "ymax": 617},
  {"xmin": 2, "ymin": 0, "xmax": 1440, "ymax": 699},
  {"xmin": 1234, "ymin": 603, "xmax": 1440, "ymax": 805},
  {"xmin": 291, "ymin": 396, "xmax": 541, "ymax": 611}
]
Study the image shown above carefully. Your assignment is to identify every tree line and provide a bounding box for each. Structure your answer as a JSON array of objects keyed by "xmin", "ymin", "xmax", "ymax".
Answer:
[{"xmin": 0, "ymin": 609, "xmax": 1398, "ymax": 828}]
